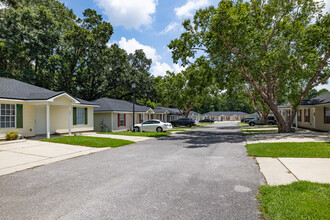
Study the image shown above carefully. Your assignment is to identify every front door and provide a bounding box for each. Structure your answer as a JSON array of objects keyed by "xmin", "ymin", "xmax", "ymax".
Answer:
[{"xmin": 35, "ymin": 105, "xmax": 46, "ymax": 135}]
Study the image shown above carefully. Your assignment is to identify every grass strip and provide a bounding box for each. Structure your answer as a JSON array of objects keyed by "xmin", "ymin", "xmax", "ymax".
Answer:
[
  {"xmin": 98, "ymin": 131, "xmax": 171, "ymax": 137},
  {"xmin": 258, "ymin": 181, "xmax": 330, "ymax": 220},
  {"xmin": 246, "ymin": 142, "xmax": 330, "ymax": 158},
  {"xmin": 242, "ymin": 129, "xmax": 278, "ymax": 132},
  {"xmin": 41, "ymin": 136, "xmax": 134, "ymax": 148}
]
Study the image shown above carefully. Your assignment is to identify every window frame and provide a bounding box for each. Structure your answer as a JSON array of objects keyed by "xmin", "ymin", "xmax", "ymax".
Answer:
[
  {"xmin": 324, "ymin": 107, "xmax": 330, "ymax": 124},
  {"xmin": 119, "ymin": 114, "xmax": 125, "ymax": 126},
  {"xmin": 304, "ymin": 109, "xmax": 310, "ymax": 122},
  {"xmin": 297, "ymin": 109, "xmax": 301, "ymax": 122},
  {"xmin": 0, "ymin": 103, "xmax": 16, "ymax": 129},
  {"xmin": 76, "ymin": 107, "xmax": 85, "ymax": 125}
]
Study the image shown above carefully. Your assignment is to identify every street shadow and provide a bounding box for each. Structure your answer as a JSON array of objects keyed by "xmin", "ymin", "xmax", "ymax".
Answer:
[
  {"xmin": 215, "ymin": 126, "xmax": 241, "ymax": 130},
  {"xmin": 159, "ymin": 130, "xmax": 244, "ymax": 149}
]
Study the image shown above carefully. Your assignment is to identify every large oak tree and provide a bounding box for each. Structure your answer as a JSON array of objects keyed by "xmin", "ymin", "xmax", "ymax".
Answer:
[{"xmin": 169, "ymin": 0, "xmax": 330, "ymax": 132}]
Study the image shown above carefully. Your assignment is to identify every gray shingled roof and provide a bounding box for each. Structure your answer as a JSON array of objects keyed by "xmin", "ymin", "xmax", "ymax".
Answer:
[
  {"xmin": 204, "ymin": 111, "xmax": 249, "ymax": 116},
  {"xmin": 153, "ymin": 107, "xmax": 183, "ymax": 115},
  {"xmin": 301, "ymin": 92, "xmax": 330, "ymax": 106},
  {"xmin": 92, "ymin": 98, "xmax": 152, "ymax": 113},
  {"xmin": 0, "ymin": 77, "xmax": 95, "ymax": 106}
]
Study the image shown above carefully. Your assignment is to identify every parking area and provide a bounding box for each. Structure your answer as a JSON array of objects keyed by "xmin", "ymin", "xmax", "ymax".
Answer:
[{"xmin": 0, "ymin": 140, "xmax": 107, "ymax": 177}]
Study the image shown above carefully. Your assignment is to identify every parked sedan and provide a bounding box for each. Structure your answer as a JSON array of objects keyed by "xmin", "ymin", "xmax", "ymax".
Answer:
[
  {"xmin": 170, "ymin": 118, "xmax": 196, "ymax": 127},
  {"xmin": 199, "ymin": 118, "xmax": 215, "ymax": 123},
  {"xmin": 134, "ymin": 120, "xmax": 172, "ymax": 132}
]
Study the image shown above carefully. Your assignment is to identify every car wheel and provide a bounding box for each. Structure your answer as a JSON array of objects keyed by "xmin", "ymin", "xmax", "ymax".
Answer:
[
  {"xmin": 188, "ymin": 123, "xmax": 192, "ymax": 127},
  {"xmin": 134, "ymin": 127, "xmax": 140, "ymax": 132},
  {"xmin": 156, "ymin": 127, "xmax": 163, "ymax": 132},
  {"xmin": 249, "ymin": 122, "xmax": 255, "ymax": 126}
]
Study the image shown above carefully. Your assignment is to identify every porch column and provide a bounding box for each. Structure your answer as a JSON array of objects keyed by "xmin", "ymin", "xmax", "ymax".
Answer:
[
  {"xmin": 46, "ymin": 103, "xmax": 50, "ymax": 139},
  {"xmin": 68, "ymin": 105, "xmax": 72, "ymax": 136}
]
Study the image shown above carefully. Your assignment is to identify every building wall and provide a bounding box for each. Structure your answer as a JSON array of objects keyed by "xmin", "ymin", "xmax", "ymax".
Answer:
[
  {"xmin": 314, "ymin": 105, "xmax": 330, "ymax": 131},
  {"xmin": 297, "ymin": 107, "xmax": 312, "ymax": 129},
  {"xmin": 94, "ymin": 112, "xmax": 112, "ymax": 132},
  {"xmin": 51, "ymin": 106, "xmax": 94, "ymax": 134},
  {"xmin": 0, "ymin": 101, "xmax": 35, "ymax": 138}
]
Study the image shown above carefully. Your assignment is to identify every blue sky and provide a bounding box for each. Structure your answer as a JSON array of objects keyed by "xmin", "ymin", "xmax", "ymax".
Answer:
[{"xmin": 60, "ymin": 0, "xmax": 330, "ymax": 90}]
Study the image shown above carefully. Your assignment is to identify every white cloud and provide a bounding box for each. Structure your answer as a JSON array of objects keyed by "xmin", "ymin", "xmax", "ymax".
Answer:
[
  {"xmin": 315, "ymin": 81, "xmax": 330, "ymax": 91},
  {"xmin": 95, "ymin": 0, "xmax": 157, "ymax": 29},
  {"xmin": 118, "ymin": 37, "xmax": 161, "ymax": 62},
  {"xmin": 150, "ymin": 62, "xmax": 186, "ymax": 77},
  {"xmin": 175, "ymin": 0, "xmax": 210, "ymax": 18},
  {"xmin": 325, "ymin": 0, "xmax": 330, "ymax": 12},
  {"xmin": 159, "ymin": 22, "xmax": 180, "ymax": 35}
]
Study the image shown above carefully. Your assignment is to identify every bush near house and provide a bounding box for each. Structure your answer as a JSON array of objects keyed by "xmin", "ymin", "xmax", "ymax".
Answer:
[{"xmin": 6, "ymin": 131, "xmax": 18, "ymax": 140}]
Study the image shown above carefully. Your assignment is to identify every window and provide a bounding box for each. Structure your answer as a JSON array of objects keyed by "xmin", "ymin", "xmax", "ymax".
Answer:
[
  {"xmin": 76, "ymin": 108, "xmax": 85, "ymax": 125},
  {"xmin": 0, "ymin": 104, "xmax": 15, "ymax": 128},
  {"xmin": 139, "ymin": 114, "xmax": 144, "ymax": 123},
  {"xmin": 304, "ymin": 109, "xmax": 310, "ymax": 122},
  {"xmin": 297, "ymin": 109, "xmax": 301, "ymax": 122},
  {"xmin": 119, "ymin": 114, "xmax": 125, "ymax": 126},
  {"xmin": 324, "ymin": 107, "xmax": 330, "ymax": 124}
]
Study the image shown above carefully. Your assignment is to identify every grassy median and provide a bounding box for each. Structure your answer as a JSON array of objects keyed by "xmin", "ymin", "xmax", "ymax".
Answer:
[
  {"xmin": 98, "ymin": 131, "xmax": 171, "ymax": 137},
  {"xmin": 258, "ymin": 181, "xmax": 330, "ymax": 220},
  {"xmin": 41, "ymin": 136, "xmax": 134, "ymax": 148},
  {"xmin": 246, "ymin": 142, "xmax": 330, "ymax": 158}
]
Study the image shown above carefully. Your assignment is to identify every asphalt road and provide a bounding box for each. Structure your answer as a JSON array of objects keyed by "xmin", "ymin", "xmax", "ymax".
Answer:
[{"xmin": 0, "ymin": 121, "xmax": 264, "ymax": 220}]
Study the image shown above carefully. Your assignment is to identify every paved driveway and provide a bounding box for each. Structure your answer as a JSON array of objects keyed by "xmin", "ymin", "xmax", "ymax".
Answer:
[
  {"xmin": 0, "ymin": 140, "xmax": 106, "ymax": 177},
  {"xmin": 0, "ymin": 122, "xmax": 264, "ymax": 219}
]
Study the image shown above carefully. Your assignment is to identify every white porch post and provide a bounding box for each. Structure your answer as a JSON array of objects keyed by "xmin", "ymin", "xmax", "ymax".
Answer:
[
  {"xmin": 46, "ymin": 103, "xmax": 50, "ymax": 139},
  {"xmin": 68, "ymin": 105, "xmax": 72, "ymax": 136}
]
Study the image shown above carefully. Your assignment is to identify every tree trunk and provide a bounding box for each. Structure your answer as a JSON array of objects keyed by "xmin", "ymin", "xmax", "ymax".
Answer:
[{"xmin": 261, "ymin": 114, "xmax": 268, "ymax": 125}]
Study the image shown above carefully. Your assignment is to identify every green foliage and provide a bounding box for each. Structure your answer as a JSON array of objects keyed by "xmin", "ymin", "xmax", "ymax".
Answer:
[
  {"xmin": 169, "ymin": 0, "xmax": 330, "ymax": 132},
  {"xmin": 258, "ymin": 181, "xmax": 330, "ymax": 220},
  {"xmin": 6, "ymin": 131, "xmax": 18, "ymax": 140},
  {"xmin": 0, "ymin": 0, "xmax": 157, "ymax": 103},
  {"xmin": 305, "ymin": 88, "xmax": 329, "ymax": 99},
  {"xmin": 98, "ymin": 132, "xmax": 171, "ymax": 137},
  {"xmin": 157, "ymin": 58, "xmax": 214, "ymax": 116},
  {"xmin": 246, "ymin": 142, "xmax": 330, "ymax": 158},
  {"xmin": 41, "ymin": 136, "xmax": 134, "ymax": 148}
]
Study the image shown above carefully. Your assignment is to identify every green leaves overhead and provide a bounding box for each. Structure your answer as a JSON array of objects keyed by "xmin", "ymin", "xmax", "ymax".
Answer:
[
  {"xmin": 0, "ymin": 0, "xmax": 156, "ymax": 104},
  {"xmin": 169, "ymin": 0, "xmax": 330, "ymax": 132}
]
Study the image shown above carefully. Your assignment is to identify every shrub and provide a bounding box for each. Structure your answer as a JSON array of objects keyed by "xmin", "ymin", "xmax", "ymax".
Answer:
[{"xmin": 6, "ymin": 131, "xmax": 19, "ymax": 140}]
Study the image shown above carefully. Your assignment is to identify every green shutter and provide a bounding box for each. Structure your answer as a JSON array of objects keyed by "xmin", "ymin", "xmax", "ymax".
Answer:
[
  {"xmin": 16, "ymin": 104, "xmax": 23, "ymax": 128},
  {"xmin": 73, "ymin": 107, "xmax": 77, "ymax": 125},
  {"xmin": 84, "ymin": 108, "xmax": 88, "ymax": 125}
]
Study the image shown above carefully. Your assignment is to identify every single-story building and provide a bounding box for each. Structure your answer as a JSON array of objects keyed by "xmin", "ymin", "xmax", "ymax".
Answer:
[
  {"xmin": 0, "ymin": 77, "xmax": 96, "ymax": 139},
  {"xmin": 92, "ymin": 98, "xmax": 154, "ymax": 132},
  {"xmin": 297, "ymin": 93, "xmax": 330, "ymax": 131},
  {"xmin": 152, "ymin": 107, "xmax": 182, "ymax": 122},
  {"xmin": 204, "ymin": 111, "xmax": 250, "ymax": 121}
]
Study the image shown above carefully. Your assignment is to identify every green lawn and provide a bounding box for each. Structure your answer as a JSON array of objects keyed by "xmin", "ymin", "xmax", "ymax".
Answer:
[
  {"xmin": 242, "ymin": 129, "xmax": 278, "ymax": 132},
  {"xmin": 238, "ymin": 122, "xmax": 249, "ymax": 126},
  {"xmin": 258, "ymin": 181, "xmax": 330, "ymax": 220},
  {"xmin": 98, "ymin": 131, "xmax": 171, "ymax": 137},
  {"xmin": 41, "ymin": 136, "xmax": 134, "ymax": 148},
  {"xmin": 246, "ymin": 142, "xmax": 330, "ymax": 158}
]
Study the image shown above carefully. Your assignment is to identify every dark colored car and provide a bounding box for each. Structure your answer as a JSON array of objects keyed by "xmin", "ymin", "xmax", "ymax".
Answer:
[
  {"xmin": 249, "ymin": 116, "xmax": 277, "ymax": 126},
  {"xmin": 199, "ymin": 118, "xmax": 215, "ymax": 123},
  {"xmin": 170, "ymin": 118, "xmax": 196, "ymax": 127}
]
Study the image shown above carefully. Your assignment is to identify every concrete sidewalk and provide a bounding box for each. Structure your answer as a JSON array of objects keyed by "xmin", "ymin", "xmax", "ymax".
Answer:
[
  {"xmin": 0, "ymin": 140, "xmax": 107, "ymax": 177},
  {"xmin": 256, "ymin": 157, "xmax": 330, "ymax": 185},
  {"xmin": 82, "ymin": 132, "xmax": 152, "ymax": 142}
]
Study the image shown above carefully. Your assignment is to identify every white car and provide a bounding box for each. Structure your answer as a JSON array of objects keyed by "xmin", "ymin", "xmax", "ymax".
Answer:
[{"xmin": 134, "ymin": 120, "xmax": 172, "ymax": 132}]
